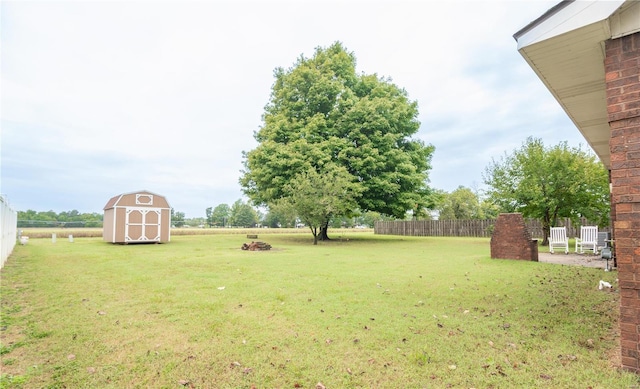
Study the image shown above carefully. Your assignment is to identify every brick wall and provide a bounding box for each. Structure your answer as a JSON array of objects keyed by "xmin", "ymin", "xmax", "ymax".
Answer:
[
  {"xmin": 605, "ymin": 31, "xmax": 640, "ymax": 373},
  {"xmin": 490, "ymin": 213, "xmax": 538, "ymax": 261}
]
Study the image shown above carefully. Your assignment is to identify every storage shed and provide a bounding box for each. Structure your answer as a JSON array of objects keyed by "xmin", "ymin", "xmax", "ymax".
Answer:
[{"xmin": 103, "ymin": 190, "xmax": 171, "ymax": 244}]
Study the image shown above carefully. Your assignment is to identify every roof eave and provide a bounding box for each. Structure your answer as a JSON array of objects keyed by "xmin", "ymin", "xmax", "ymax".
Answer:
[{"xmin": 513, "ymin": 0, "xmax": 635, "ymax": 169}]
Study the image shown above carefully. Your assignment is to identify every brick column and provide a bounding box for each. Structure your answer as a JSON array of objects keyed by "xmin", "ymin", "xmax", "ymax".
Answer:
[
  {"xmin": 605, "ymin": 31, "xmax": 640, "ymax": 373},
  {"xmin": 490, "ymin": 213, "xmax": 538, "ymax": 261}
]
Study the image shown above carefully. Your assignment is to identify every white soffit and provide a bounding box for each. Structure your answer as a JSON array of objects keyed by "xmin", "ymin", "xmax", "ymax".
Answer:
[{"xmin": 513, "ymin": 0, "xmax": 632, "ymax": 169}]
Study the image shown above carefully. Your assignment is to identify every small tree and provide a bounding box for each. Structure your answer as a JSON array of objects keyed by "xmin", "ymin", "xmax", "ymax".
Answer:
[
  {"xmin": 263, "ymin": 203, "xmax": 296, "ymax": 228},
  {"xmin": 210, "ymin": 204, "xmax": 231, "ymax": 227},
  {"xmin": 361, "ymin": 211, "xmax": 392, "ymax": 227},
  {"xmin": 171, "ymin": 208, "xmax": 185, "ymax": 227},
  {"xmin": 229, "ymin": 200, "xmax": 258, "ymax": 228},
  {"xmin": 484, "ymin": 137, "xmax": 609, "ymax": 245},
  {"xmin": 437, "ymin": 186, "xmax": 485, "ymax": 220},
  {"xmin": 205, "ymin": 207, "xmax": 213, "ymax": 227},
  {"xmin": 279, "ymin": 165, "xmax": 362, "ymax": 245}
]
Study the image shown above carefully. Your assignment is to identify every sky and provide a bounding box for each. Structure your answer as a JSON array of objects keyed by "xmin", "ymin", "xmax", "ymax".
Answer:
[{"xmin": 1, "ymin": 0, "xmax": 591, "ymax": 218}]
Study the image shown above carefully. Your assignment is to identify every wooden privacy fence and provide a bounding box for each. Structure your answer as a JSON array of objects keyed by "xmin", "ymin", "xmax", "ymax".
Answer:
[{"xmin": 374, "ymin": 218, "xmax": 609, "ymax": 239}]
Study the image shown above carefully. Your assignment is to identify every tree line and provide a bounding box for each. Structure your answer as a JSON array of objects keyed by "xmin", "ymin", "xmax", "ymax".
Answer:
[
  {"xmin": 17, "ymin": 210, "xmax": 103, "ymax": 228},
  {"xmin": 203, "ymin": 200, "xmax": 395, "ymax": 229}
]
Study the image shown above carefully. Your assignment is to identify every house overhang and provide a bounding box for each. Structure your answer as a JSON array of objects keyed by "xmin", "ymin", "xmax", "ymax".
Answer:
[{"xmin": 513, "ymin": 0, "xmax": 640, "ymax": 169}]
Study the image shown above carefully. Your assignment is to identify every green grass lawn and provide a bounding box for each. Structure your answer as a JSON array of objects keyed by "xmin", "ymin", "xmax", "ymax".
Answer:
[{"xmin": 0, "ymin": 233, "xmax": 634, "ymax": 388}]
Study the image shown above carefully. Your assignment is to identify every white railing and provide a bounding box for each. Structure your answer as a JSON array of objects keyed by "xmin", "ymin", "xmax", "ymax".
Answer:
[{"xmin": 1, "ymin": 195, "xmax": 18, "ymax": 269}]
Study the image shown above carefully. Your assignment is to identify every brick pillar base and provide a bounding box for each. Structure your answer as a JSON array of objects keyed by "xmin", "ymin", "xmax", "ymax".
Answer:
[
  {"xmin": 490, "ymin": 213, "xmax": 538, "ymax": 261},
  {"xmin": 605, "ymin": 31, "xmax": 640, "ymax": 373}
]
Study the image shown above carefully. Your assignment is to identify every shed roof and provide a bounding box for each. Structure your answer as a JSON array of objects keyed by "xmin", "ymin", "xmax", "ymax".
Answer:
[
  {"xmin": 513, "ymin": 0, "xmax": 640, "ymax": 169},
  {"xmin": 103, "ymin": 190, "xmax": 170, "ymax": 210}
]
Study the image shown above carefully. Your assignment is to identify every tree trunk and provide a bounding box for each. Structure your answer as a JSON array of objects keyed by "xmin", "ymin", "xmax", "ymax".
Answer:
[
  {"xmin": 319, "ymin": 220, "xmax": 330, "ymax": 241},
  {"xmin": 541, "ymin": 211, "xmax": 552, "ymax": 246},
  {"xmin": 541, "ymin": 224, "xmax": 550, "ymax": 246}
]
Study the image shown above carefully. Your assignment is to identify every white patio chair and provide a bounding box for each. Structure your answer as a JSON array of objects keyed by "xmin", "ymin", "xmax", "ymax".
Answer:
[
  {"xmin": 576, "ymin": 226, "xmax": 598, "ymax": 254},
  {"xmin": 548, "ymin": 227, "xmax": 568, "ymax": 254}
]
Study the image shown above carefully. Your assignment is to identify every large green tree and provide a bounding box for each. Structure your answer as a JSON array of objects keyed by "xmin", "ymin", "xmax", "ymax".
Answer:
[
  {"xmin": 483, "ymin": 137, "xmax": 610, "ymax": 245},
  {"xmin": 240, "ymin": 42, "xmax": 434, "ymax": 240}
]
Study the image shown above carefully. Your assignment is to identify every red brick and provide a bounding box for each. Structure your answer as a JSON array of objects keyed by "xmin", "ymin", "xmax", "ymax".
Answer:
[
  {"xmin": 619, "ymin": 194, "xmax": 640, "ymax": 202},
  {"xmin": 615, "ymin": 220, "xmax": 631, "ymax": 229},
  {"xmin": 607, "ymin": 86, "xmax": 624, "ymax": 99},
  {"xmin": 606, "ymin": 38, "xmax": 622, "ymax": 51},
  {"xmin": 619, "ymin": 270, "xmax": 634, "ymax": 281},
  {"xmin": 611, "ymin": 161, "xmax": 640, "ymax": 171},
  {"xmin": 621, "ymin": 280, "xmax": 640, "ymax": 290},
  {"xmin": 610, "ymin": 116, "xmax": 640, "ymax": 129},
  {"xmin": 622, "ymin": 290, "xmax": 637, "ymax": 299},
  {"xmin": 618, "ymin": 262, "xmax": 633, "ymax": 272},
  {"xmin": 617, "ymin": 203, "xmax": 633, "ymax": 213},
  {"xmin": 611, "ymin": 151, "xmax": 627, "ymax": 162},
  {"xmin": 613, "ymin": 178, "xmax": 638, "ymax": 187},
  {"xmin": 622, "ymin": 347, "xmax": 640, "ymax": 358},
  {"xmin": 623, "ymin": 51, "xmax": 640, "ymax": 62},
  {"xmin": 621, "ymin": 68, "xmax": 640, "ymax": 78},
  {"xmin": 620, "ymin": 340, "xmax": 638, "ymax": 350},
  {"xmin": 617, "ymin": 254, "xmax": 632, "ymax": 266},
  {"xmin": 616, "ymin": 237, "xmax": 636, "ymax": 247},
  {"xmin": 621, "ymin": 322, "xmax": 636, "ymax": 332},
  {"xmin": 606, "ymin": 71, "xmax": 620, "ymax": 81},
  {"xmin": 626, "ymin": 83, "xmax": 640, "ymax": 95},
  {"xmin": 625, "ymin": 356, "xmax": 640, "ymax": 370},
  {"xmin": 622, "ymin": 340, "xmax": 638, "ymax": 352},
  {"xmin": 609, "ymin": 77, "xmax": 636, "ymax": 90},
  {"xmin": 622, "ymin": 356, "xmax": 639, "ymax": 371},
  {"xmin": 608, "ymin": 103, "xmax": 624, "ymax": 115},
  {"xmin": 621, "ymin": 306, "xmax": 640, "ymax": 317},
  {"xmin": 611, "ymin": 170, "xmax": 628, "ymax": 179}
]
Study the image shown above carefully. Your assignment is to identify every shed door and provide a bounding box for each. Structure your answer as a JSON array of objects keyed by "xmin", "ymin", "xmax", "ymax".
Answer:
[{"xmin": 125, "ymin": 208, "xmax": 161, "ymax": 242}]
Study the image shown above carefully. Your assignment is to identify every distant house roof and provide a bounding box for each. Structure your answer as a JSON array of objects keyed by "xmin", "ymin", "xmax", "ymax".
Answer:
[{"xmin": 513, "ymin": 0, "xmax": 640, "ymax": 169}]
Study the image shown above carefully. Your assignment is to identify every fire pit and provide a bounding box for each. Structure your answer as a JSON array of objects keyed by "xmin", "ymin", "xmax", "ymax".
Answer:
[{"xmin": 241, "ymin": 241, "xmax": 272, "ymax": 251}]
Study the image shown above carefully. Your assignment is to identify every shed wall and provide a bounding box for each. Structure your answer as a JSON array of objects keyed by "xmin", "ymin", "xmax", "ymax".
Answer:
[
  {"xmin": 103, "ymin": 191, "xmax": 171, "ymax": 244},
  {"xmin": 103, "ymin": 209, "xmax": 116, "ymax": 243}
]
